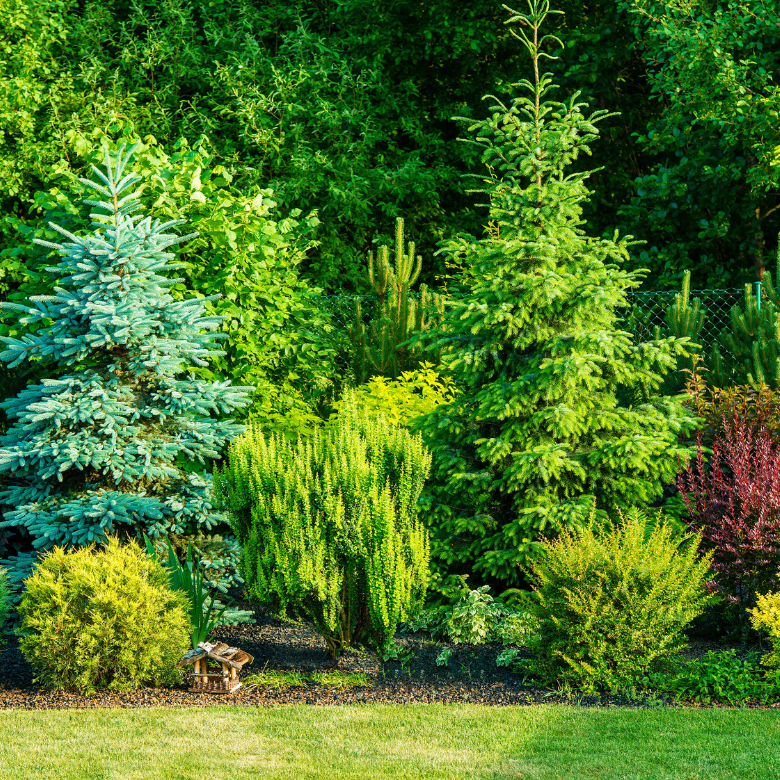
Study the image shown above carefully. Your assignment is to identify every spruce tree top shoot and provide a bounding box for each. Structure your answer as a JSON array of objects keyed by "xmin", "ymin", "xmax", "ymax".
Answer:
[
  {"xmin": 0, "ymin": 143, "xmax": 252, "ymax": 591},
  {"xmin": 416, "ymin": 1, "xmax": 699, "ymax": 586}
]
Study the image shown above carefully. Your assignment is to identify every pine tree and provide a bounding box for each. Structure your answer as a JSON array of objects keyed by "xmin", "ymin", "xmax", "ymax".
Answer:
[
  {"xmin": 350, "ymin": 218, "xmax": 443, "ymax": 384},
  {"xmin": 717, "ymin": 262, "xmax": 780, "ymax": 390},
  {"xmin": 0, "ymin": 143, "xmax": 252, "ymax": 597},
  {"xmin": 656, "ymin": 270, "xmax": 705, "ymax": 394},
  {"xmin": 414, "ymin": 0, "xmax": 700, "ymax": 587}
]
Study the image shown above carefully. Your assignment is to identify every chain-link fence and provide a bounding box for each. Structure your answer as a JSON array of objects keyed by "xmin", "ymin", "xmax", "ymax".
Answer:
[
  {"xmin": 315, "ymin": 287, "xmax": 751, "ymax": 378},
  {"xmin": 621, "ymin": 287, "xmax": 746, "ymax": 359}
]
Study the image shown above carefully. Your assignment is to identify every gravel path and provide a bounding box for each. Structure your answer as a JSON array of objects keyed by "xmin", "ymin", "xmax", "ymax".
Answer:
[{"xmin": 0, "ymin": 599, "xmax": 770, "ymax": 710}]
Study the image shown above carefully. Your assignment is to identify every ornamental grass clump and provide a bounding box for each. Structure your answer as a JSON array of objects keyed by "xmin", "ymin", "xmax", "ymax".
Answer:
[
  {"xmin": 17, "ymin": 537, "xmax": 190, "ymax": 694},
  {"xmin": 523, "ymin": 507, "xmax": 713, "ymax": 693},
  {"xmin": 214, "ymin": 396, "xmax": 431, "ymax": 656}
]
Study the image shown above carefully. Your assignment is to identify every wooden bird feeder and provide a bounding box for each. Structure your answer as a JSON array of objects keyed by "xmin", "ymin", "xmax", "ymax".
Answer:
[{"xmin": 177, "ymin": 641, "xmax": 254, "ymax": 694}]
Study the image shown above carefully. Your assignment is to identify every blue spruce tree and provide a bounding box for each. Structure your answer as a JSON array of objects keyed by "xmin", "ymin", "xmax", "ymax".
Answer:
[{"xmin": 0, "ymin": 143, "xmax": 253, "ymax": 598}]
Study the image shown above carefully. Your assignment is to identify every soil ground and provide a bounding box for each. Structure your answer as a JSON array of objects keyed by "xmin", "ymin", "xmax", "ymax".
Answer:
[{"xmin": 0, "ymin": 598, "xmax": 769, "ymax": 710}]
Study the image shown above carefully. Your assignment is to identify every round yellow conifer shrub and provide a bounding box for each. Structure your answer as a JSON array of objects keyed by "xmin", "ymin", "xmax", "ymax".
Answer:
[{"xmin": 17, "ymin": 537, "xmax": 191, "ymax": 694}]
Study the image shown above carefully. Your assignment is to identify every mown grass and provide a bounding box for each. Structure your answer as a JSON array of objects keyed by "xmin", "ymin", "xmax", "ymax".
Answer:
[
  {"xmin": 243, "ymin": 670, "xmax": 309, "ymax": 689},
  {"xmin": 1, "ymin": 703, "xmax": 778, "ymax": 780},
  {"xmin": 243, "ymin": 670, "xmax": 371, "ymax": 689}
]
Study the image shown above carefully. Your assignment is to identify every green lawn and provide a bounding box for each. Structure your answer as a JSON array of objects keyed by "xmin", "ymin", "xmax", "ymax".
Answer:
[{"xmin": 1, "ymin": 703, "xmax": 777, "ymax": 780}]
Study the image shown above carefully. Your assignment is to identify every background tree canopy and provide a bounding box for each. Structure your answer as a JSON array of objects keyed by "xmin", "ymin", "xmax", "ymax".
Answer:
[{"xmin": 0, "ymin": 0, "xmax": 778, "ymax": 296}]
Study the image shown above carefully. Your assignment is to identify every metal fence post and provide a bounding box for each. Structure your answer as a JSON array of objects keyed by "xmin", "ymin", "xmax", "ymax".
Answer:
[{"xmin": 755, "ymin": 280, "xmax": 763, "ymax": 311}]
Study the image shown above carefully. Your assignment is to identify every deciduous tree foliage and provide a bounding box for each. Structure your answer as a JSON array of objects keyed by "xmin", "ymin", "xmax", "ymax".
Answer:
[
  {"xmin": 0, "ymin": 0, "xmax": 662, "ymax": 293},
  {"xmin": 0, "ymin": 132, "xmax": 336, "ymax": 410},
  {"xmin": 617, "ymin": 0, "xmax": 780, "ymax": 288}
]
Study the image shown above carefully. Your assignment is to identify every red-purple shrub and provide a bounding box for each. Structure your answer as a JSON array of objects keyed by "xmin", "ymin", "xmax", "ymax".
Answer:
[{"xmin": 677, "ymin": 416, "xmax": 780, "ymax": 609}]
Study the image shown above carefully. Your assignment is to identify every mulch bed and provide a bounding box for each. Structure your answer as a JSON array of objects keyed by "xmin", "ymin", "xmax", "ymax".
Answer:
[{"xmin": 0, "ymin": 598, "xmax": 773, "ymax": 710}]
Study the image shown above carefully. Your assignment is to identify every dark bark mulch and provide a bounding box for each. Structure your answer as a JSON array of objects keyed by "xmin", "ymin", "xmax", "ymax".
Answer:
[{"xmin": 0, "ymin": 599, "xmax": 773, "ymax": 710}]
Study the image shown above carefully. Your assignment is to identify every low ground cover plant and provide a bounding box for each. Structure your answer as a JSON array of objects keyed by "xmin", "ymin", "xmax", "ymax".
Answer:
[
  {"xmin": 243, "ymin": 669, "xmax": 372, "ymax": 690},
  {"xmin": 400, "ymin": 576, "xmax": 535, "ymax": 668},
  {"xmin": 17, "ymin": 538, "xmax": 190, "ymax": 694},
  {"xmin": 215, "ymin": 395, "xmax": 431, "ymax": 656},
  {"xmin": 404, "ymin": 576, "xmax": 534, "ymax": 647},
  {"xmin": 243, "ymin": 670, "xmax": 310, "ymax": 690},
  {"xmin": 520, "ymin": 507, "xmax": 713, "ymax": 693},
  {"xmin": 645, "ymin": 650, "xmax": 780, "ymax": 706}
]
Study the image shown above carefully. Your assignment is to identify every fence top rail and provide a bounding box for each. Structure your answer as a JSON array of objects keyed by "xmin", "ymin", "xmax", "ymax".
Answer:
[{"xmin": 319, "ymin": 287, "xmax": 748, "ymax": 300}]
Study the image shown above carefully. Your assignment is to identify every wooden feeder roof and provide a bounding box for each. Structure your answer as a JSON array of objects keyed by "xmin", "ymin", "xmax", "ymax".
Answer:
[{"xmin": 177, "ymin": 641, "xmax": 254, "ymax": 670}]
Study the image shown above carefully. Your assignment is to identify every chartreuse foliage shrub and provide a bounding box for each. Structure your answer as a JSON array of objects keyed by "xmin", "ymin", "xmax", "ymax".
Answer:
[
  {"xmin": 0, "ymin": 143, "xmax": 252, "ymax": 601},
  {"xmin": 214, "ymin": 396, "xmax": 431, "ymax": 656},
  {"xmin": 17, "ymin": 537, "xmax": 190, "ymax": 694},
  {"xmin": 414, "ymin": 0, "xmax": 699, "ymax": 587},
  {"xmin": 750, "ymin": 576, "xmax": 780, "ymax": 670},
  {"xmin": 522, "ymin": 508, "xmax": 713, "ymax": 693},
  {"xmin": 330, "ymin": 363, "xmax": 456, "ymax": 429}
]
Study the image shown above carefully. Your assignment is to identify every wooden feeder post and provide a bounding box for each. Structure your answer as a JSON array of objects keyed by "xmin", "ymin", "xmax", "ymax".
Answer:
[{"xmin": 177, "ymin": 641, "xmax": 254, "ymax": 694}]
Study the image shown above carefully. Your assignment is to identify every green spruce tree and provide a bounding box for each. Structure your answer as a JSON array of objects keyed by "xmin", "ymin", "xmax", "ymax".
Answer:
[
  {"xmin": 415, "ymin": 0, "xmax": 700, "ymax": 587},
  {"xmin": 0, "ymin": 144, "xmax": 252, "ymax": 597}
]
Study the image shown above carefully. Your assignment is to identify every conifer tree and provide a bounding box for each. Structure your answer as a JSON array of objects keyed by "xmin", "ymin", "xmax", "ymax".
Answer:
[
  {"xmin": 0, "ymin": 144, "xmax": 252, "ymax": 596},
  {"xmin": 657, "ymin": 270, "xmax": 705, "ymax": 394},
  {"xmin": 717, "ymin": 262, "xmax": 780, "ymax": 390},
  {"xmin": 415, "ymin": 0, "xmax": 700, "ymax": 587},
  {"xmin": 350, "ymin": 218, "xmax": 443, "ymax": 384}
]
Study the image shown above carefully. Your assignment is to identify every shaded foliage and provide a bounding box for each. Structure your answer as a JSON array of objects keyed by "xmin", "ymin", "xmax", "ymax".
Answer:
[{"xmin": 0, "ymin": 0, "xmax": 664, "ymax": 293}]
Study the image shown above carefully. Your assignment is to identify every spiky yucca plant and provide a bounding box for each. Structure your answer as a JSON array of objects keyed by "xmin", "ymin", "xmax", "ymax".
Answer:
[{"xmin": 214, "ymin": 396, "xmax": 431, "ymax": 656}]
